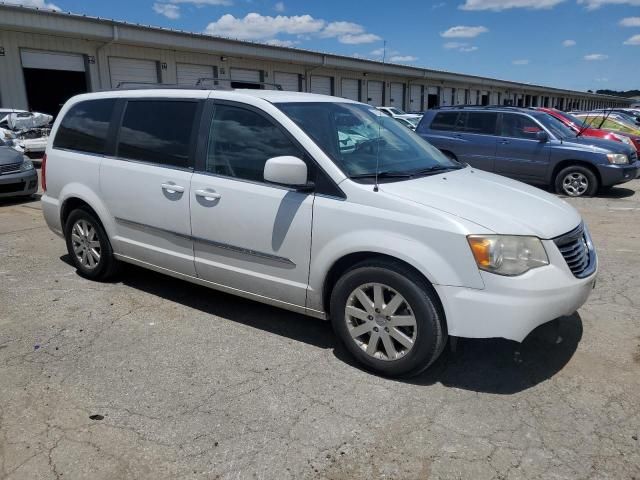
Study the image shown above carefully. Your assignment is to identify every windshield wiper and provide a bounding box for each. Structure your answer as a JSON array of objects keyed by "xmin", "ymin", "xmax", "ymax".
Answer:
[
  {"xmin": 350, "ymin": 170, "xmax": 414, "ymax": 179},
  {"xmin": 406, "ymin": 164, "xmax": 463, "ymax": 176}
]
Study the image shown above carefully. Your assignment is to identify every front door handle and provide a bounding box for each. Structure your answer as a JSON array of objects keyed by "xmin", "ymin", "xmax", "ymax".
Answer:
[
  {"xmin": 161, "ymin": 183, "xmax": 185, "ymax": 194},
  {"xmin": 500, "ymin": 140, "xmax": 510, "ymax": 144},
  {"xmin": 195, "ymin": 189, "xmax": 222, "ymax": 201}
]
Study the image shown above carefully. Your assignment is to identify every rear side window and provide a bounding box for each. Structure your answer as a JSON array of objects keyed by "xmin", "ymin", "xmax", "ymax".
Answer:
[
  {"xmin": 500, "ymin": 113, "xmax": 542, "ymax": 140},
  {"xmin": 430, "ymin": 111, "xmax": 459, "ymax": 131},
  {"xmin": 117, "ymin": 100, "xmax": 197, "ymax": 168},
  {"xmin": 461, "ymin": 112, "xmax": 498, "ymax": 135},
  {"xmin": 54, "ymin": 99, "xmax": 115, "ymax": 154}
]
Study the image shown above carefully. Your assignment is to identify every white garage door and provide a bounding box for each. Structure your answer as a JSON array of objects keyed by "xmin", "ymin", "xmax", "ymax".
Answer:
[
  {"xmin": 367, "ymin": 81, "xmax": 383, "ymax": 106},
  {"xmin": 230, "ymin": 68, "xmax": 261, "ymax": 83},
  {"xmin": 21, "ymin": 50, "xmax": 85, "ymax": 72},
  {"xmin": 490, "ymin": 92, "xmax": 500, "ymax": 105},
  {"xmin": 274, "ymin": 71, "xmax": 299, "ymax": 91},
  {"xmin": 310, "ymin": 75, "xmax": 332, "ymax": 96},
  {"xmin": 109, "ymin": 57, "xmax": 159, "ymax": 88},
  {"xmin": 409, "ymin": 84, "xmax": 422, "ymax": 112},
  {"xmin": 456, "ymin": 89, "xmax": 466, "ymax": 105},
  {"xmin": 469, "ymin": 89, "xmax": 478, "ymax": 105},
  {"xmin": 441, "ymin": 88, "xmax": 453, "ymax": 106},
  {"xmin": 389, "ymin": 83, "xmax": 404, "ymax": 109},
  {"xmin": 341, "ymin": 78, "xmax": 359, "ymax": 101},
  {"xmin": 177, "ymin": 63, "xmax": 215, "ymax": 86}
]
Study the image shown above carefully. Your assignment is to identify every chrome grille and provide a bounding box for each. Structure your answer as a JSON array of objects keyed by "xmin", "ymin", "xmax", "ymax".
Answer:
[
  {"xmin": 0, "ymin": 162, "xmax": 22, "ymax": 175},
  {"xmin": 553, "ymin": 223, "xmax": 595, "ymax": 278}
]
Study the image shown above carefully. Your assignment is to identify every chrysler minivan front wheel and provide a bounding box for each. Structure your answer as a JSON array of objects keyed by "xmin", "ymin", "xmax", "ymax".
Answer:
[{"xmin": 330, "ymin": 260, "xmax": 447, "ymax": 377}]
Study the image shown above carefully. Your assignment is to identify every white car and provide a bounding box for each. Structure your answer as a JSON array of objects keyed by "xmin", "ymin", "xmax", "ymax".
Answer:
[
  {"xmin": 41, "ymin": 89, "xmax": 597, "ymax": 376},
  {"xmin": 376, "ymin": 106, "xmax": 422, "ymax": 121}
]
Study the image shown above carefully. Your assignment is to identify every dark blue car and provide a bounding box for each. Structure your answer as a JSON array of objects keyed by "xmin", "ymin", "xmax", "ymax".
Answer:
[{"xmin": 416, "ymin": 107, "xmax": 638, "ymax": 196}]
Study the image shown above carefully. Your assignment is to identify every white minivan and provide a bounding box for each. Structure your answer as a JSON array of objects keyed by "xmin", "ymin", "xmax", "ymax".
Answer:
[{"xmin": 41, "ymin": 89, "xmax": 597, "ymax": 376}]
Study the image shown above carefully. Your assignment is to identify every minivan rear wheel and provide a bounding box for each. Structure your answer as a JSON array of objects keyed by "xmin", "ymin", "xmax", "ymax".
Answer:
[
  {"xmin": 330, "ymin": 260, "xmax": 447, "ymax": 377},
  {"xmin": 554, "ymin": 165, "xmax": 598, "ymax": 197},
  {"xmin": 64, "ymin": 208, "xmax": 120, "ymax": 280}
]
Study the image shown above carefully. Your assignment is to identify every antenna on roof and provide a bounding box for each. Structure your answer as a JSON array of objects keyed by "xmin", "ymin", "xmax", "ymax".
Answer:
[{"xmin": 373, "ymin": 40, "xmax": 386, "ymax": 193}]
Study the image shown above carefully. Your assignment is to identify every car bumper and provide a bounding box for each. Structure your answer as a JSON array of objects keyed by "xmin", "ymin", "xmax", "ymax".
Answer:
[
  {"xmin": 434, "ymin": 240, "xmax": 597, "ymax": 342},
  {"xmin": 0, "ymin": 169, "xmax": 38, "ymax": 198},
  {"xmin": 596, "ymin": 163, "xmax": 639, "ymax": 186}
]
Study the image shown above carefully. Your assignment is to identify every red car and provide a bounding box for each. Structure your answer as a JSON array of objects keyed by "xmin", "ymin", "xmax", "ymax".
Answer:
[{"xmin": 537, "ymin": 107, "xmax": 640, "ymax": 152}]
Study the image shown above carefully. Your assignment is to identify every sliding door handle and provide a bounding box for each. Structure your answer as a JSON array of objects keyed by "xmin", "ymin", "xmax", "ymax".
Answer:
[
  {"xmin": 195, "ymin": 189, "xmax": 222, "ymax": 201},
  {"xmin": 161, "ymin": 183, "xmax": 185, "ymax": 194}
]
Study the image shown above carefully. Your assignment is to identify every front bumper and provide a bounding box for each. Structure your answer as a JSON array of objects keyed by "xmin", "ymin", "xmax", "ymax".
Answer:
[
  {"xmin": 434, "ymin": 239, "xmax": 597, "ymax": 342},
  {"xmin": 0, "ymin": 168, "xmax": 38, "ymax": 198},
  {"xmin": 596, "ymin": 163, "xmax": 639, "ymax": 186}
]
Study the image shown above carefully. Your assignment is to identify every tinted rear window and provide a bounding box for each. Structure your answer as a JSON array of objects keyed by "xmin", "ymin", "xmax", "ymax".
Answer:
[
  {"xmin": 53, "ymin": 99, "xmax": 115, "ymax": 154},
  {"xmin": 116, "ymin": 100, "xmax": 197, "ymax": 168},
  {"xmin": 430, "ymin": 112, "xmax": 459, "ymax": 131},
  {"xmin": 461, "ymin": 112, "xmax": 498, "ymax": 135}
]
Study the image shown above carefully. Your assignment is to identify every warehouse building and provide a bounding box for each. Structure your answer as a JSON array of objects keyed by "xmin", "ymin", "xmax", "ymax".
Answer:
[{"xmin": 0, "ymin": 3, "xmax": 632, "ymax": 118}]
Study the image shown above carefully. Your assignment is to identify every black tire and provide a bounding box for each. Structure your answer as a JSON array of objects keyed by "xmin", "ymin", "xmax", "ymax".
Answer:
[
  {"xmin": 330, "ymin": 259, "xmax": 447, "ymax": 377},
  {"xmin": 554, "ymin": 165, "xmax": 598, "ymax": 197},
  {"xmin": 64, "ymin": 207, "xmax": 120, "ymax": 281}
]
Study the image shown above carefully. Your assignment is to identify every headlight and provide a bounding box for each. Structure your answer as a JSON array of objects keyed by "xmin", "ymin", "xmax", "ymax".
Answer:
[
  {"xmin": 20, "ymin": 158, "xmax": 34, "ymax": 171},
  {"xmin": 467, "ymin": 235, "xmax": 549, "ymax": 276},
  {"xmin": 607, "ymin": 153, "xmax": 629, "ymax": 165}
]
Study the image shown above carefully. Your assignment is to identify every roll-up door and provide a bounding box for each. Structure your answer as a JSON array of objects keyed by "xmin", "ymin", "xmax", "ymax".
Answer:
[
  {"xmin": 21, "ymin": 50, "xmax": 85, "ymax": 72},
  {"xmin": 456, "ymin": 89, "xmax": 466, "ymax": 105},
  {"xmin": 274, "ymin": 71, "xmax": 300, "ymax": 91},
  {"xmin": 177, "ymin": 63, "xmax": 215, "ymax": 86},
  {"xmin": 409, "ymin": 84, "xmax": 422, "ymax": 112},
  {"xmin": 341, "ymin": 78, "xmax": 359, "ymax": 101},
  {"xmin": 441, "ymin": 87, "xmax": 453, "ymax": 106},
  {"xmin": 367, "ymin": 80, "xmax": 383, "ymax": 106},
  {"xmin": 310, "ymin": 75, "xmax": 332, "ymax": 95},
  {"xmin": 230, "ymin": 68, "xmax": 261, "ymax": 83},
  {"xmin": 109, "ymin": 57, "xmax": 159, "ymax": 88},
  {"xmin": 389, "ymin": 83, "xmax": 404, "ymax": 109},
  {"xmin": 469, "ymin": 89, "xmax": 479, "ymax": 105}
]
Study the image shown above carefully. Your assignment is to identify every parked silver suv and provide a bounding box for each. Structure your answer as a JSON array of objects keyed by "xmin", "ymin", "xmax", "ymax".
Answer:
[{"xmin": 42, "ymin": 89, "xmax": 597, "ymax": 376}]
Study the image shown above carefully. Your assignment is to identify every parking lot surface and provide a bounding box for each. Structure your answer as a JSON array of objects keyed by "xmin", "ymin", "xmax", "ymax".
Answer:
[{"xmin": 1, "ymin": 181, "xmax": 639, "ymax": 480}]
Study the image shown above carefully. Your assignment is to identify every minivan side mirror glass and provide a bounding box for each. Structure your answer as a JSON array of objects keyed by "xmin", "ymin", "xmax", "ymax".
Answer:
[
  {"xmin": 264, "ymin": 156, "xmax": 311, "ymax": 189},
  {"xmin": 536, "ymin": 130, "xmax": 549, "ymax": 142}
]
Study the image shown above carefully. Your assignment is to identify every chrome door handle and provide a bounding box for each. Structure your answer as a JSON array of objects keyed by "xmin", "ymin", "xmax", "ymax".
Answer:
[
  {"xmin": 161, "ymin": 183, "xmax": 185, "ymax": 194},
  {"xmin": 195, "ymin": 189, "xmax": 222, "ymax": 201}
]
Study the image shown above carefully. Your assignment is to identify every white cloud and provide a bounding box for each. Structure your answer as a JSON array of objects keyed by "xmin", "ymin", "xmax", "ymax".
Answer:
[
  {"xmin": 3, "ymin": 0, "xmax": 60, "ymax": 10},
  {"xmin": 562, "ymin": 39, "xmax": 576, "ymax": 47},
  {"xmin": 265, "ymin": 38, "xmax": 298, "ymax": 47},
  {"xmin": 169, "ymin": 0, "xmax": 232, "ymax": 5},
  {"xmin": 577, "ymin": 0, "xmax": 640, "ymax": 9},
  {"xmin": 390, "ymin": 55, "xmax": 418, "ymax": 62},
  {"xmin": 460, "ymin": 0, "xmax": 565, "ymax": 10},
  {"xmin": 620, "ymin": 17, "xmax": 640, "ymax": 27},
  {"xmin": 153, "ymin": 3, "xmax": 180, "ymax": 19},
  {"xmin": 204, "ymin": 13, "xmax": 380, "ymax": 44},
  {"xmin": 623, "ymin": 34, "xmax": 640, "ymax": 45},
  {"xmin": 441, "ymin": 25, "xmax": 489, "ymax": 38},
  {"xmin": 432, "ymin": 1, "xmax": 447, "ymax": 7},
  {"xmin": 274, "ymin": 1, "xmax": 285, "ymax": 12},
  {"xmin": 584, "ymin": 53, "xmax": 608, "ymax": 60},
  {"xmin": 595, "ymin": 78, "xmax": 609, "ymax": 82},
  {"xmin": 443, "ymin": 41, "xmax": 478, "ymax": 52},
  {"xmin": 512, "ymin": 59, "xmax": 530, "ymax": 65},
  {"xmin": 370, "ymin": 47, "xmax": 386, "ymax": 56}
]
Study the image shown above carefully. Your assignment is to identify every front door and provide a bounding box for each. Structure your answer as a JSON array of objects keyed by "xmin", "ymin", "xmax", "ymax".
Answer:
[
  {"xmin": 494, "ymin": 113, "xmax": 551, "ymax": 181},
  {"xmin": 453, "ymin": 111, "xmax": 498, "ymax": 172},
  {"xmin": 100, "ymin": 98, "xmax": 201, "ymax": 276},
  {"xmin": 190, "ymin": 101, "xmax": 313, "ymax": 307}
]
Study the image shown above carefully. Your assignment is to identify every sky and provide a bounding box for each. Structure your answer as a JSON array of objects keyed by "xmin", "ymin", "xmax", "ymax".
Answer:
[{"xmin": 11, "ymin": 0, "xmax": 640, "ymax": 92}]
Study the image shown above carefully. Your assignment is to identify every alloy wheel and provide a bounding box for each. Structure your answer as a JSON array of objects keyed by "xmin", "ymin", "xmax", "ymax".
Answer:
[
  {"xmin": 344, "ymin": 283, "xmax": 417, "ymax": 361},
  {"xmin": 562, "ymin": 172, "xmax": 589, "ymax": 196},
  {"xmin": 71, "ymin": 219, "xmax": 101, "ymax": 269}
]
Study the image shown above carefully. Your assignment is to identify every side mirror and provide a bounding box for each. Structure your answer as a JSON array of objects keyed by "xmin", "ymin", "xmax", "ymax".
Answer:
[
  {"xmin": 536, "ymin": 130, "xmax": 549, "ymax": 142},
  {"xmin": 264, "ymin": 156, "xmax": 312, "ymax": 190}
]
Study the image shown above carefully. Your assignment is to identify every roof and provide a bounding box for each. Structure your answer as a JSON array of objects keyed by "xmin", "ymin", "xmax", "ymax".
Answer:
[{"xmin": 0, "ymin": 2, "xmax": 631, "ymax": 102}]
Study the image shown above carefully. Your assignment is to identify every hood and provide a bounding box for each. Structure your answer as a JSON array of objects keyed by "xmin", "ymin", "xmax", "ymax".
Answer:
[
  {"xmin": 565, "ymin": 136, "xmax": 636, "ymax": 156},
  {"xmin": 0, "ymin": 146, "xmax": 24, "ymax": 166},
  {"xmin": 380, "ymin": 167, "xmax": 581, "ymax": 239}
]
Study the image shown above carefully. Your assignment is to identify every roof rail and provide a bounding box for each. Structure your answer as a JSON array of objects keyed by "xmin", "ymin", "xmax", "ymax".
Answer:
[
  {"xmin": 195, "ymin": 78, "xmax": 284, "ymax": 90},
  {"xmin": 114, "ymin": 81, "xmax": 212, "ymax": 90},
  {"xmin": 431, "ymin": 105, "xmax": 525, "ymax": 111},
  {"xmin": 114, "ymin": 78, "xmax": 284, "ymax": 90}
]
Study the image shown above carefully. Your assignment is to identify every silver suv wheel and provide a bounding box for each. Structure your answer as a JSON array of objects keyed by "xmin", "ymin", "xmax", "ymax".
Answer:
[
  {"xmin": 562, "ymin": 172, "xmax": 589, "ymax": 196},
  {"xmin": 71, "ymin": 219, "xmax": 101, "ymax": 270},
  {"xmin": 344, "ymin": 283, "xmax": 417, "ymax": 361}
]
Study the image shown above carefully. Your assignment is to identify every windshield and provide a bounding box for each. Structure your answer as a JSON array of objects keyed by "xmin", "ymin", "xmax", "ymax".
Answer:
[
  {"xmin": 576, "ymin": 115, "xmax": 640, "ymax": 135},
  {"xmin": 277, "ymin": 102, "xmax": 458, "ymax": 180},
  {"xmin": 535, "ymin": 113, "xmax": 577, "ymax": 139},
  {"xmin": 559, "ymin": 111, "xmax": 589, "ymax": 130}
]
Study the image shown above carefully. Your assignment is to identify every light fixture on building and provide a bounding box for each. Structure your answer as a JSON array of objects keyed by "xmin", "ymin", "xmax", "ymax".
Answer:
[{"xmin": 220, "ymin": 56, "xmax": 227, "ymax": 62}]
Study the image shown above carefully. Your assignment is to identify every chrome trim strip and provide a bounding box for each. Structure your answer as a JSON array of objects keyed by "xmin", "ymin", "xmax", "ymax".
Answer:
[{"xmin": 114, "ymin": 216, "xmax": 295, "ymax": 266}]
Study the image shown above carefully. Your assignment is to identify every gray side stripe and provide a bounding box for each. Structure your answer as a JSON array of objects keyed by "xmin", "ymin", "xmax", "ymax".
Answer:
[{"xmin": 114, "ymin": 217, "xmax": 295, "ymax": 267}]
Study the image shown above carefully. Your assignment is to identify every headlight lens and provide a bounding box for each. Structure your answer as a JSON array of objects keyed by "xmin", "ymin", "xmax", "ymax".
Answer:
[
  {"xmin": 467, "ymin": 235, "xmax": 549, "ymax": 276},
  {"xmin": 607, "ymin": 153, "xmax": 629, "ymax": 165},
  {"xmin": 20, "ymin": 158, "xmax": 34, "ymax": 171}
]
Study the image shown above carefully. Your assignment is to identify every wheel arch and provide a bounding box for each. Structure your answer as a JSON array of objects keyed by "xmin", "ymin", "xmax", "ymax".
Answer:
[
  {"xmin": 550, "ymin": 160, "xmax": 601, "ymax": 187},
  {"xmin": 58, "ymin": 185, "xmax": 116, "ymax": 241}
]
